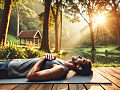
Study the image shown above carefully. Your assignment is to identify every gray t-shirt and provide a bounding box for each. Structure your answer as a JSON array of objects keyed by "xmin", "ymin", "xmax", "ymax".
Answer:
[
  {"xmin": 8, "ymin": 58, "xmax": 68, "ymax": 79},
  {"xmin": 8, "ymin": 58, "xmax": 40, "ymax": 78}
]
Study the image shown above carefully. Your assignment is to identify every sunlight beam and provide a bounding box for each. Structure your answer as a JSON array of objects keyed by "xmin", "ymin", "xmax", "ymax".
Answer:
[{"xmin": 95, "ymin": 15, "xmax": 105, "ymax": 23}]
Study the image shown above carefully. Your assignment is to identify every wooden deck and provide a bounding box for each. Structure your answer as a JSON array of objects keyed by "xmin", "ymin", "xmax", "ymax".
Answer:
[{"xmin": 0, "ymin": 67, "xmax": 120, "ymax": 90}]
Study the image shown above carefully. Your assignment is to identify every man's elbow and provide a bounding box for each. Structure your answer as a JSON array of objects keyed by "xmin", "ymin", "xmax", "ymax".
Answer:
[
  {"xmin": 26, "ymin": 73, "xmax": 37, "ymax": 81},
  {"xmin": 26, "ymin": 72, "xmax": 43, "ymax": 81},
  {"xmin": 26, "ymin": 74, "xmax": 32, "ymax": 80}
]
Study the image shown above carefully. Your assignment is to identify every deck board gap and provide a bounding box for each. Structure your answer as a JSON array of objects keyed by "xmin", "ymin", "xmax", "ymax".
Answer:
[
  {"xmin": 99, "ymin": 84, "xmax": 106, "ymax": 90},
  {"xmin": 25, "ymin": 84, "xmax": 33, "ymax": 90},
  {"xmin": 36, "ymin": 84, "xmax": 40, "ymax": 90},
  {"xmin": 12, "ymin": 84, "xmax": 21, "ymax": 89},
  {"xmin": 83, "ymin": 84, "xmax": 87, "ymax": 90},
  {"xmin": 51, "ymin": 84, "xmax": 54, "ymax": 90}
]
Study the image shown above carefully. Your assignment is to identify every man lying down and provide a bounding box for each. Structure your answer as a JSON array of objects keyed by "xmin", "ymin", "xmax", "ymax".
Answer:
[{"xmin": 0, "ymin": 53, "xmax": 93, "ymax": 81}]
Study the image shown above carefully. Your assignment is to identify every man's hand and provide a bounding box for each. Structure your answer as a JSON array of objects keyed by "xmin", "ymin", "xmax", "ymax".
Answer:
[{"xmin": 44, "ymin": 53, "xmax": 56, "ymax": 60}]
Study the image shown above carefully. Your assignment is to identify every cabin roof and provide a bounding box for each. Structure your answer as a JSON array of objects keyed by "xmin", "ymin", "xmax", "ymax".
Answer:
[{"xmin": 17, "ymin": 30, "xmax": 42, "ymax": 39}]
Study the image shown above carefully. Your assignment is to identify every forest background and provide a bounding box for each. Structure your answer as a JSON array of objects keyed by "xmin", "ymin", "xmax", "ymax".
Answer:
[
  {"xmin": 0, "ymin": 1, "xmax": 119, "ymax": 49},
  {"xmin": 0, "ymin": 0, "xmax": 120, "ymax": 66}
]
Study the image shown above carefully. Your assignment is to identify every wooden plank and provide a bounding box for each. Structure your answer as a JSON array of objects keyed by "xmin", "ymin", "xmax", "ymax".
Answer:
[
  {"xmin": 108, "ymin": 67, "xmax": 120, "ymax": 74},
  {"xmin": 28, "ymin": 84, "xmax": 39, "ymax": 90},
  {"xmin": 100, "ymin": 83, "xmax": 120, "ymax": 90},
  {"xmin": 13, "ymin": 84, "xmax": 32, "ymax": 90},
  {"xmin": 0, "ymin": 84, "xmax": 19, "ymax": 90},
  {"xmin": 36, "ymin": 84, "xmax": 53, "ymax": 90},
  {"xmin": 116, "ymin": 67, "xmax": 120, "ymax": 70},
  {"xmin": 52, "ymin": 84, "xmax": 68, "ymax": 90},
  {"xmin": 93, "ymin": 68, "xmax": 120, "ymax": 89},
  {"xmin": 85, "ymin": 84, "xmax": 104, "ymax": 90},
  {"xmin": 98, "ymin": 67, "xmax": 120, "ymax": 80},
  {"xmin": 69, "ymin": 84, "xmax": 86, "ymax": 90}
]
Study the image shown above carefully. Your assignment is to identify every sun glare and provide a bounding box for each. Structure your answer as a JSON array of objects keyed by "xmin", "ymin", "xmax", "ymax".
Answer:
[{"xmin": 95, "ymin": 15, "xmax": 105, "ymax": 23}]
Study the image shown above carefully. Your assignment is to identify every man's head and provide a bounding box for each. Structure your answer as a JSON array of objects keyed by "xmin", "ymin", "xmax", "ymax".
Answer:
[{"xmin": 72, "ymin": 56, "xmax": 93, "ymax": 76}]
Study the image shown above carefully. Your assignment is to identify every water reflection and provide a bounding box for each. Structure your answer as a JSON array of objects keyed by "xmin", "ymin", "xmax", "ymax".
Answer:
[
  {"xmin": 91, "ymin": 54, "xmax": 95, "ymax": 63},
  {"xmin": 60, "ymin": 51, "xmax": 120, "ymax": 64}
]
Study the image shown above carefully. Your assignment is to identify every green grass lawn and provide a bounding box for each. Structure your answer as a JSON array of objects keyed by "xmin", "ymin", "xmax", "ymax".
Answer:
[{"xmin": 7, "ymin": 34, "xmax": 25, "ymax": 44}]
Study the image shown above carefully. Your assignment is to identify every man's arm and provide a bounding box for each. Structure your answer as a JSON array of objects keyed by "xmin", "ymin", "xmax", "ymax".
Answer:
[
  {"xmin": 26, "ymin": 56, "xmax": 46, "ymax": 77},
  {"xmin": 26, "ymin": 65, "xmax": 66, "ymax": 81},
  {"xmin": 26, "ymin": 53, "xmax": 66, "ymax": 81}
]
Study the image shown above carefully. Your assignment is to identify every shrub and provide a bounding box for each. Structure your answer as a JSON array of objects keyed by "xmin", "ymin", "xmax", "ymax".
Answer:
[
  {"xmin": 0, "ymin": 42, "xmax": 25, "ymax": 59},
  {"xmin": 0, "ymin": 42, "xmax": 45, "ymax": 59},
  {"xmin": 24, "ymin": 47, "xmax": 45, "ymax": 58}
]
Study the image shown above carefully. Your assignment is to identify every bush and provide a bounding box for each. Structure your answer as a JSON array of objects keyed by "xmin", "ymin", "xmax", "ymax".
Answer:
[
  {"xmin": 24, "ymin": 47, "xmax": 45, "ymax": 58},
  {"xmin": 0, "ymin": 42, "xmax": 25, "ymax": 59},
  {"xmin": 0, "ymin": 42, "xmax": 45, "ymax": 59}
]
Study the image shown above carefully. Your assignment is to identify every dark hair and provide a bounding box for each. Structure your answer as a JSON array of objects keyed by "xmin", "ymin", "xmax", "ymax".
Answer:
[{"xmin": 74, "ymin": 61, "xmax": 93, "ymax": 76}]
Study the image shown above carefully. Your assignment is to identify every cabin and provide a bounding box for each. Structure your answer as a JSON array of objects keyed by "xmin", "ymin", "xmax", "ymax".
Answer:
[{"xmin": 17, "ymin": 30, "xmax": 42, "ymax": 45}]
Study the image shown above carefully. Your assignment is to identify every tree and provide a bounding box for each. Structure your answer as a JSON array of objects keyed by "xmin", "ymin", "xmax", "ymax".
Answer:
[
  {"xmin": 40, "ymin": 0, "xmax": 52, "ymax": 53},
  {"xmin": 63, "ymin": 0, "xmax": 111, "ymax": 51},
  {"xmin": 14, "ymin": 2, "xmax": 37, "ymax": 36},
  {"xmin": 51, "ymin": 0, "xmax": 62, "ymax": 53},
  {"xmin": 0, "ymin": 0, "xmax": 13, "ymax": 44},
  {"xmin": 59, "ymin": 4, "xmax": 63, "ymax": 50},
  {"xmin": 109, "ymin": 0, "xmax": 120, "ymax": 50},
  {"xmin": 0, "ymin": 0, "xmax": 35, "ymax": 44},
  {"xmin": 63, "ymin": 0, "xmax": 96, "ymax": 51},
  {"xmin": 15, "ymin": 3, "xmax": 20, "ymax": 37},
  {"xmin": 39, "ymin": 0, "xmax": 62, "ymax": 53}
]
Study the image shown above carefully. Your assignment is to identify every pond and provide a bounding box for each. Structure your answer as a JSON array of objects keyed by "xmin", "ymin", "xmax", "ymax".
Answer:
[{"xmin": 59, "ymin": 50, "xmax": 120, "ymax": 64}]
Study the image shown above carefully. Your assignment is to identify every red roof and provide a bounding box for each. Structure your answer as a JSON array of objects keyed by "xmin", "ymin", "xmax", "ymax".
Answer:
[{"xmin": 17, "ymin": 30, "xmax": 42, "ymax": 39}]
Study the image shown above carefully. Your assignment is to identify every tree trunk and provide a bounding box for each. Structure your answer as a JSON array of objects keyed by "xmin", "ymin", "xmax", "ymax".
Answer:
[
  {"xmin": 89, "ymin": 20, "xmax": 95, "ymax": 51},
  {"xmin": 116, "ymin": 15, "xmax": 120, "ymax": 50},
  {"xmin": 112, "ymin": 0, "xmax": 120, "ymax": 50},
  {"xmin": 59, "ymin": 8, "xmax": 62, "ymax": 50},
  {"xmin": 16, "ymin": 6, "xmax": 19, "ymax": 37},
  {"xmin": 51, "ymin": 0, "xmax": 62, "ymax": 53},
  {"xmin": 40, "ymin": 0, "xmax": 51, "ymax": 53},
  {"xmin": 114, "ymin": 9, "xmax": 120, "ymax": 50},
  {"xmin": 0, "ymin": 0, "xmax": 12, "ymax": 44},
  {"xmin": 54, "ymin": 16, "xmax": 59, "ymax": 53}
]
